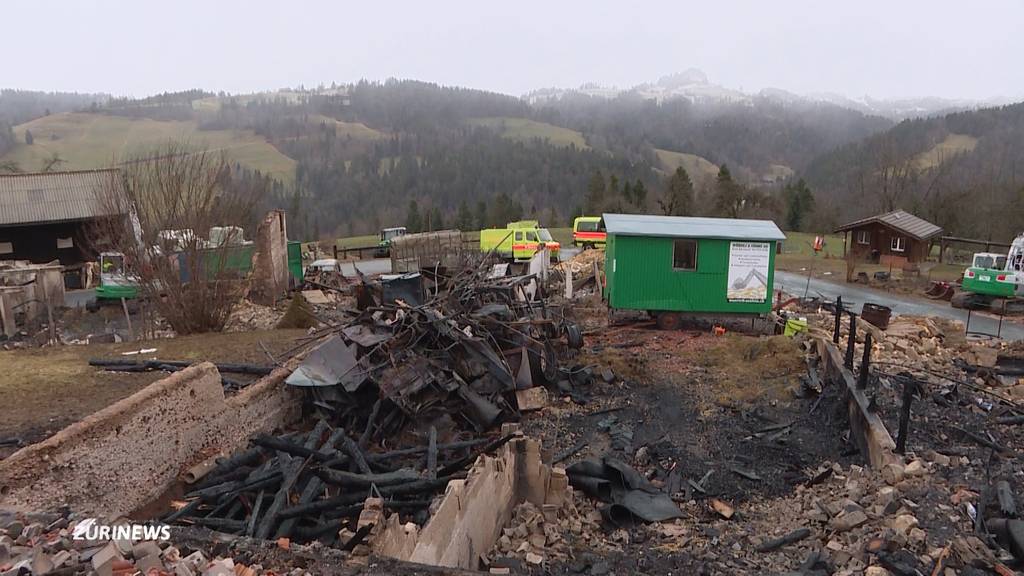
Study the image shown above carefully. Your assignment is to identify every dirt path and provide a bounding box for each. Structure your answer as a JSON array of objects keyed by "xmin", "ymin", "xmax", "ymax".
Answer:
[{"xmin": 0, "ymin": 329, "xmax": 308, "ymax": 449}]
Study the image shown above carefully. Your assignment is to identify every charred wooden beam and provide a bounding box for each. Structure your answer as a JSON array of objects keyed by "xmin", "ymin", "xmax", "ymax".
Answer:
[
  {"xmin": 358, "ymin": 399, "xmax": 382, "ymax": 449},
  {"xmin": 755, "ymin": 527, "xmax": 811, "ymax": 552},
  {"xmin": 997, "ymin": 480, "xmax": 1017, "ymax": 517},
  {"xmin": 426, "ymin": 426, "xmax": 438, "ymax": 480},
  {"xmin": 315, "ymin": 468, "xmax": 422, "ymax": 488},
  {"xmin": 251, "ymin": 435, "xmax": 333, "ymax": 462},
  {"xmin": 339, "ymin": 429, "xmax": 372, "ymax": 474},
  {"xmin": 438, "ymin": 433, "xmax": 516, "ymax": 477}
]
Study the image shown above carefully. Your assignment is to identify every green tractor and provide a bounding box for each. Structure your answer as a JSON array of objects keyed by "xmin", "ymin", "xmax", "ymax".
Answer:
[
  {"xmin": 375, "ymin": 226, "xmax": 407, "ymax": 258},
  {"xmin": 951, "ymin": 234, "xmax": 1024, "ymax": 314},
  {"xmin": 94, "ymin": 251, "xmax": 141, "ymax": 302}
]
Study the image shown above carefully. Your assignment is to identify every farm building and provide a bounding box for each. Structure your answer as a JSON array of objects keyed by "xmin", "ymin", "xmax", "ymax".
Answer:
[
  {"xmin": 0, "ymin": 169, "xmax": 125, "ymax": 268},
  {"xmin": 834, "ymin": 209, "xmax": 942, "ymax": 266},
  {"xmin": 602, "ymin": 214, "xmax": 786, "ymax": 326}
]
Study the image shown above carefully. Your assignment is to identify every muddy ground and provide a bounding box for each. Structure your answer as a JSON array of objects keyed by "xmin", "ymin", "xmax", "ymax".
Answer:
[{"xmin": 0, "ymin": 328, "xmax": 308, "ymax": 451}]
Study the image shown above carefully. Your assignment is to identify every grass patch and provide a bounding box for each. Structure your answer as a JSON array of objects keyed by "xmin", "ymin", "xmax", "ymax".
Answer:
[
  {"xmin": 653, "ymin": 148, "xmax": 720, "ymax": 184},
  {"xmin": 914, "ymin": 133, "xmax": 978, "ymax": 170},
  {"xmin": 5, "ymin": 112, "xmax": 296, "ymax": 184},
  {"xmin": 0, "ymin": 329, "xmax": 307, "ymax": 444},
  {"xmin": 467, "ymin": 117, "xmax": 588, "ymax": 149},
  {"xmin": 702, "ymin": 335, "xmax": 805, "ymax": 407}
]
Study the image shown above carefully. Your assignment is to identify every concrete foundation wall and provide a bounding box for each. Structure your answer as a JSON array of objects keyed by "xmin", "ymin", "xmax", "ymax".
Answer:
[
  {"xmin": 0, "ymin": 361, "xmax": 303, "ymax": 517},
  {"xmin": 374, "ymin": 435, "xmax": 569, "ymax": 570},
  {"xmin": 816, "ymin": 337, "xmax": 897, "ymax": 468}
]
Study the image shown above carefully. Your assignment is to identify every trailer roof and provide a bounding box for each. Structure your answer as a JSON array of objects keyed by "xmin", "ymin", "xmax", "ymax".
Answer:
[{"xmin": 602, "ymin": 214, "xmax": 786, "ymax": 241}]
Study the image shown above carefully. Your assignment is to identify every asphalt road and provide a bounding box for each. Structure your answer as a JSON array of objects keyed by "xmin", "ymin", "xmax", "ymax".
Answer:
[{"xmin": 774, "ymin": 270, "xmax": 1024, "ymax": 341}]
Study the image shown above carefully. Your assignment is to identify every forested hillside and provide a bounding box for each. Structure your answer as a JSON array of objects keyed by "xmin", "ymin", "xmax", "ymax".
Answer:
[
  {"xmin": 804, "ymin": 102, "xmax": 1024, "ymax": 241},
  {"xmin": 3, "ymin": 80, "xmax": 1017, "ymax": 241}
]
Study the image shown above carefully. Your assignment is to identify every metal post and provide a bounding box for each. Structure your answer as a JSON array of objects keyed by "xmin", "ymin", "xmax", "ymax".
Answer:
[
  {"xmin": 844, "ymin": 313, "xmax": 857, "ymax": 370},
  {"xmin": 858, "ymin": 332, "xmax": 872, "ymax": 389},
  {"xmin": 895, "ymin": 374, "xmax": 917, "ymax": 454},
  {"xmin": 833, "ymin": 295, "xmax": 842, "ymax": 344}
]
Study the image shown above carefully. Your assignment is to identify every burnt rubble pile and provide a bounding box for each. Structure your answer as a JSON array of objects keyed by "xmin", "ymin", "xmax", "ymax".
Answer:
[{"xmin": 165, "ymin": 267, "xmax": 588, "ymax": 547}]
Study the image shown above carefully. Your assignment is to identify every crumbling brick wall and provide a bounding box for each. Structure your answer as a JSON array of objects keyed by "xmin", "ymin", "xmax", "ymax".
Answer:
[{"xmin": 251, "ymin": 209, "xmax": 289, "ymax": 305}]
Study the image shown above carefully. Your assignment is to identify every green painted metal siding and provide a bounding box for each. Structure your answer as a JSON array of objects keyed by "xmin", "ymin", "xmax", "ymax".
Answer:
[{"xmin": 604, "ymin": 234, "xmax": 776, "ymax": 314}]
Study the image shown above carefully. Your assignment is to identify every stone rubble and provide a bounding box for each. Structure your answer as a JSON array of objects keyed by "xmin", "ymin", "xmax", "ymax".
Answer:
[{"xmin": 0, "ymin": 511, "xmax": 316, "ymax": 576}]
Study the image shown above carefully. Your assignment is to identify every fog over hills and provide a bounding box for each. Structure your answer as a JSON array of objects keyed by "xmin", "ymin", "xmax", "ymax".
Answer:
[{"xmin": 526, "ymin": 68, "xmax": 1020, "ymax": 120}]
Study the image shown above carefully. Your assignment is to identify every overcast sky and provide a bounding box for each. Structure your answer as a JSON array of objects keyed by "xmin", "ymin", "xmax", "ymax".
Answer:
[{"xmin": 5, "ymin": 0, "xmax": 1023, "ymax": 101}]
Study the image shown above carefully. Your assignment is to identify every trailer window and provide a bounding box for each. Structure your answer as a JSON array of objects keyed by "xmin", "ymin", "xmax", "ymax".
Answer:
[
  {"xmin": 891, "ymin": 236, "xmax": 906, "ymax": 253},
  {"xmin": 672, "ymin": 239, "xmax": 698, "ymax": 271}
]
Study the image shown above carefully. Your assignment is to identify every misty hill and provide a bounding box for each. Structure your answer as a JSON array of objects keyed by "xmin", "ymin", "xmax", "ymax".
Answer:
[
  {"xmin": 803, "ymin": 102, "xmax": 1024, "ymax": 241},
  {"xmin": 528, "ymin": 69, "xmax": 1012, "ymax": 121},
  {"xmin": 3, "ymin": 79, "xmax": 1017, "ymax": 241}
]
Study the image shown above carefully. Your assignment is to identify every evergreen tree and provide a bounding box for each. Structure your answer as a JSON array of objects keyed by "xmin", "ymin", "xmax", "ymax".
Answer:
[
  {"xmin": 658, "ymin": 167, "xmax": 694, "ymax": 216},
  {"xmin": 585, "ymin": 170, "xmax": 605, "ymax": 214},
  {"xmin": 545, "ymin": 206, "xmax": 559, "ymax": 227},
  {"xmin": 622, "ymin": 181, "xmax": 633, "ymax": 211},
  {"xmin": 783, "ymin": 179, "xmax": 815, "ymax": 231},
  {"xmin": 633, "ymin": 179, "xmax": 647, "ymax": 210},
  {"xmin": 713, "ymin": 164, "xmax": 745, "ymax": 218},
  {"xmin": 456, "ymin": 200, "xmax": 474, "ymax": 230},
  {"xmin": 24, "ymin": 130, "xmax": 33, "ymax": 145},
  {"xmin": 475, "ymin": 200, "xmax": 488, "ymax": 230},
  {"xmin": 406, "ymin": 199, "xmax": 422, "ymax": 233},
  {"xmin": 430, "ymin": 207, "xmax": 444, "ymax": 231}
]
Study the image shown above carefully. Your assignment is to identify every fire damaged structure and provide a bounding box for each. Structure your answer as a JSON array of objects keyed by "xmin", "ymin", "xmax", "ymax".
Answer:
[
  {"xmin": 834, "ymin": 209, "xmax": 943, "ymax": 266},
  {"xmin": 0, "ymin": 169, "xmax": 125, "ymax": 266}
]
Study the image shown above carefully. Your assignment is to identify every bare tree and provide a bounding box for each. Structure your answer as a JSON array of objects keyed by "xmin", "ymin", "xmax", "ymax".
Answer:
[
  {"xmin": 40, "ymin": 153, "xmax": 66, "ymax": 173},
  {"xmin": 94, "ymin": 142, "xmax": 263, "ymax": 334}
]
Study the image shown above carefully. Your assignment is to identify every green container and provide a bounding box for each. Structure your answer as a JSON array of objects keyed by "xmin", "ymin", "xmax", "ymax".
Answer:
[
  {"xmin": 606, "ymin": 235, "xmax": 778, "ymax": 314},
  {"xmin": 288, "ymin": 241, "xmax": 303, "ymax": 282},
  {"xmin": 602, "ymin": 215, "xmax": 785, "ymax": 316}
]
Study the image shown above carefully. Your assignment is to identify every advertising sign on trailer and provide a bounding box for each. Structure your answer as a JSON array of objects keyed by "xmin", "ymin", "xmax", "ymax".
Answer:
[{"xmin": 727, "ymin": 241, "xmax": 770, "ymax": 302}]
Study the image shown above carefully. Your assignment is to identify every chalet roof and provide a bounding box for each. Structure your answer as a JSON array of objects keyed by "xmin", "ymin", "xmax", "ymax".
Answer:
[
  {"xmin": 0, "ymin": 169, "xmax": 124, "ymax": 227},
  {"xmin": 603, "ymin": 213, "xmax": 786, "ymax": 241},
  {"xmin": 834, "ymin": 209, "xmax": 943, "ymax": 241}
]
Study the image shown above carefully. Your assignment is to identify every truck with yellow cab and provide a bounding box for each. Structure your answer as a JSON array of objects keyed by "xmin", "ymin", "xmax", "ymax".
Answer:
[
  {"xmin": 572, "ymin": 216, "xmax": 606, "ymax": 249},
  {"xmin": 479, "ymin": 220, "xmax": 560, "ymax": 262}
]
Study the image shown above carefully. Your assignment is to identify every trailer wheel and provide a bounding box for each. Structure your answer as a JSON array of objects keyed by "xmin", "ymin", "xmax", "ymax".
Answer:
[
  {"xmin": 564, "ymin": 322, "xmax": 584, "ymax": 349},
  {"xmin": 655, "ymin": 311, "xmax": 683, "ymax": 331}
]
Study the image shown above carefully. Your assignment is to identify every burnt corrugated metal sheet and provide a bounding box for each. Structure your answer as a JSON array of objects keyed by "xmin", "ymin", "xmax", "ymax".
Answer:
[
  {"xmin": 834, "ymin": 210, "xmax": 942, "ymax": 240},
  {"xmin": 603, "ymin": 213, "xmax": 786, "ymax": 241},
  {"xmin": 0, "ymin": 169, "xmax": 123, "ymax": 226}
]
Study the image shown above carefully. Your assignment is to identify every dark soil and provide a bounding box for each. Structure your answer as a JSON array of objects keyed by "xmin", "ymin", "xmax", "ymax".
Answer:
[{"xmin": 527, "ymin": 327, "xmax": 857, "ymax": 504}]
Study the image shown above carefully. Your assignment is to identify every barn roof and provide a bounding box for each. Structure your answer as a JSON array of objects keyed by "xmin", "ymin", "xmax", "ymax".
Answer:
[
  {"xmin": 0, "ymin": 169, "xmax": 124, "ymax": 227},
  {"xmin": 834, "ymin": 209, "xmax": 943, "ymax": 241},
  {"xmin": 602, "ymin": 214, "xmax": 786, "ymax": 241}
]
